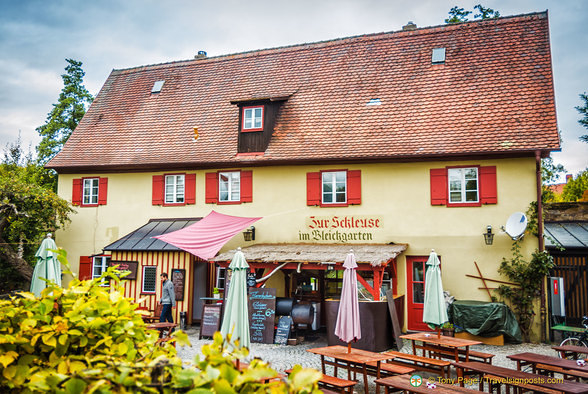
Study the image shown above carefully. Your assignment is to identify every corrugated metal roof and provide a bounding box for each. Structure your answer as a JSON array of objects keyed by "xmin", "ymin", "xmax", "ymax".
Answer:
[
  {"xmin": 544, "ymin": 222, "xmax": 588, "ymax": 249},
  {"xmin": 104, "ymin": 218, "xmax": 200, "ymax": 251}
]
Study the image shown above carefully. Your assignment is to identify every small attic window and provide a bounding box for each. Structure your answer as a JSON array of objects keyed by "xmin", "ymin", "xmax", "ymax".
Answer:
[
  {"xmin": 366, "ymin": 98, "xmax": 381, "ymax": 106},
  {"xmin": 432, "ymin": 48, "xmax": 446, "ymax": 64},
  {"xmin": 151, "ymin": 80, "xmax": 165, "ymax": 93}
]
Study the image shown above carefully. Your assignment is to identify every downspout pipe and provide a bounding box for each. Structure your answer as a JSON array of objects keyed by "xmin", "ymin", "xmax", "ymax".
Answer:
[{"xmin": 535, "ymin": 150, "xmax": 546, "ymax": 343}]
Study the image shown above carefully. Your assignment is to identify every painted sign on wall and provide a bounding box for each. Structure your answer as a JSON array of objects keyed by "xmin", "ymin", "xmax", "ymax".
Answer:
[{"xmin": 298, "ymin": 215, "xmax": 383, "ymax": 243}]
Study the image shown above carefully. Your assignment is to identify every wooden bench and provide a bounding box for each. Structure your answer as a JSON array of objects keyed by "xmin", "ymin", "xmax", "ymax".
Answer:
[
  {"xmin": 376, "ymin": 374, "xmax": 484, "ymax": 393},
  {"xmin": 426, "ymin": 345, "xmax": 494, "ymax": 364},
  {"xmin": 365, "ymin": 360, "xmax": 415, "ymax": 378},
  {"xmin": 285, "ymin": 368, "xmax": 356, "ymax": 393},
  {"xmin": 484, "ymin": 374, "xmax": 562, "ymax": 394},
  {"xmin": 380, "ymin": 351, "xmax": 451, "ymax": 378},
  {"xmin": 535, "ymin": 363, "xmax": 588, "ymax": 381}
]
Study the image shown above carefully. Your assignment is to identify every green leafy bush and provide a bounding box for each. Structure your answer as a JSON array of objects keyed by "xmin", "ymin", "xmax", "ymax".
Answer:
[{"xmin": 0, "ymin": 251, "xmax": 320, "ymax": 393}]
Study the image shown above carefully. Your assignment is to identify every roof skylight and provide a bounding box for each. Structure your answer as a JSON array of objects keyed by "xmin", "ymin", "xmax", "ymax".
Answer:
[
  {"xmin": 151, "ymin": 80, "xmax": 165, "ymax": 93},
  {"xmin": 367, "ymin": 98, "xmax": 382, "ymax": 106},
  {"xmin": 432, "ymin": 48, "xmax": 446, "ymax": 64}
]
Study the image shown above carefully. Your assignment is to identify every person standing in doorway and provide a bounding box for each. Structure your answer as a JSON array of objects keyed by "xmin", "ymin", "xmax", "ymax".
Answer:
[{"xmin": 159, "ymin": 272, "xmax": 176, "ymax": 323}]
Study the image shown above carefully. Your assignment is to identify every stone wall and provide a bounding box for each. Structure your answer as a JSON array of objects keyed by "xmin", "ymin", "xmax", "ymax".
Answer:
[{"xmin": 544, "ymin": 202, "xmax": 588, "ymax": 222}]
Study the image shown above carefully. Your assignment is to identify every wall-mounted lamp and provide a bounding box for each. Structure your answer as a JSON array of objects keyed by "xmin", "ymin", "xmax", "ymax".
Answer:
[
  {"xmin": 243, "ymin": 226, "xmax": 255, "ymax": 242},
  {"xmin": 327, "ymin": 264, "xmax": 335, "ymax": 271},
  {"xmin": 483, "ymin": 225, "xmax": 494, "ymax": 245}
]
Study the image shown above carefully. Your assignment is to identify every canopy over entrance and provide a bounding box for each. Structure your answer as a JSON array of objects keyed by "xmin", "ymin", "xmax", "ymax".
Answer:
[
  {"xmin": 153, "ymin": 210, "xmax": 262, "ymax": 260},
  {"xmin": 213, "ymin": 243, "xmax": 407, "ymax": 266}
]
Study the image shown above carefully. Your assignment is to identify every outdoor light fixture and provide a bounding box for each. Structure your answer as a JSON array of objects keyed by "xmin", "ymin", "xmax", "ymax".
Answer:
[
  {"xmin": 243, "ymin": 226, "xmax": 255, "ymax": 242},
  {"xmin": 484, "ymin": 225, "xmax": 494, "ymax": 245}
]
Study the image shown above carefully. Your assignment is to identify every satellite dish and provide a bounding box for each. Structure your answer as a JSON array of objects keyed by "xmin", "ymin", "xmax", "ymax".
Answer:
[{"xmin": 504, "ymin": 212, "xmax": 528, "ymax": 240}]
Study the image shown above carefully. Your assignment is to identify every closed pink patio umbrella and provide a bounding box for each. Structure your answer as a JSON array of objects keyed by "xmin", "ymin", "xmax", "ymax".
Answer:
[{"xmin": 334, "ymin": 250, "xmax": 361, "ymax": 353}]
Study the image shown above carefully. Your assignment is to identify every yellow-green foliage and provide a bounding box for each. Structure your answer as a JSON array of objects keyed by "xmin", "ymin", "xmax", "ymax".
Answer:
[{"xmin": 0, "ymin": 252, "xmax": 320, "ymax": 393}]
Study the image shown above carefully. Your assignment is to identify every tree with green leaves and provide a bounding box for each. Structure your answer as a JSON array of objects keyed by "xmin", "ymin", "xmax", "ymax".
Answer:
[
  {"xmin": 541, "ymin": 157, "xmax": 566, "ymax": 203},
  {"xmin": 0, "ymin": 263, "xmax": 321, "ymax": 392},
  {"xmin": 562, "ymin": 169, "xmax": 588, "ymax": 202},
  {"xmin": 0, "ymin": 139, "xmax": 73, "ymax": 286},
  {"xmin": 576, "ymin": 92, "xmax": 588, "ymax": 143},
  {"xmin": 36, "ymin": 59, "xmax": 93, "ymax": 165},
  {"xmin": 445, "ymin": 4, "xmax": 500, "ymax": 24}
]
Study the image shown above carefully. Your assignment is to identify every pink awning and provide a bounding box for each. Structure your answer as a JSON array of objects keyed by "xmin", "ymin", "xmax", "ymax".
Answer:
[{"xmin": 153, "ymin": 210, "xmax": 262, "ymax": 260}]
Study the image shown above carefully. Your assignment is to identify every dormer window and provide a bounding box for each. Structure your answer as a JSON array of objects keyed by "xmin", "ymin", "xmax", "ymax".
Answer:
[{"xmin": 242, "ymin": 106, "xmax": 264, "ymax": 131}]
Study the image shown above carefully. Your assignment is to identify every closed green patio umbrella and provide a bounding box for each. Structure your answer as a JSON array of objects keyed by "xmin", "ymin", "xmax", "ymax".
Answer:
[
  {"xmin": 220, "ymin": 247, "xmax": 250, "ymax": 349},
  {"xmin": 30, "ymin": 234, "xmax": 61, "ymax": 297},
  {"xmin": 422, "ymin": 249, "xmax": 448, "ymax": 338}
]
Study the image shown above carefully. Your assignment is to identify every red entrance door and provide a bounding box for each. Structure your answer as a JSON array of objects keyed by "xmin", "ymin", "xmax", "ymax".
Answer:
[{"xmin": 407, "ymin": 256, "xmax": 432, "ymax": 331}]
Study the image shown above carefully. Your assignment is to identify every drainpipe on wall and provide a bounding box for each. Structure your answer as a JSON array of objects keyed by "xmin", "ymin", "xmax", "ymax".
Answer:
[{"xmin": 535, "ymin": 150, "xmax": 546, "ymax": 343}]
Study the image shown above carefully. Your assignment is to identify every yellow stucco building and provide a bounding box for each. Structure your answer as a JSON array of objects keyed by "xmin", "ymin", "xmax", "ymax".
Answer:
[{"xmin": 49, "ymin": 13, "xmax": 560, "ymax": 342}]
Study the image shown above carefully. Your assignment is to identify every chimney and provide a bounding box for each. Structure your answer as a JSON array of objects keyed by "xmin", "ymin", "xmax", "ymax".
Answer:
[
  {"xmin": 403, "ymin": 21, "xmax": 417, "ymax": 31},
  {"xmin": 195, "ymin": 50, "xmax": 207, "ymax": 59},
  {"xmin": 566, "ymin": 174, "xmax": 573, "ymax": 182}
]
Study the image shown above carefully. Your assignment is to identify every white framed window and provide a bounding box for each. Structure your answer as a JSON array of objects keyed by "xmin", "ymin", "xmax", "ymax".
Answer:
[
  {"xmin": 219, "ymin": 171, "xmax": 240, "ymax": 202},
  {"xmin": 142, "ymin": 266, "xmax": 157, "ymax": 293},
  {"xmin": 83, "ymin": 178, "xmax": 99, "ymax": 205},
  {"xmin": 165, "ymin": 174, "xmax": 185, "ymax": 204},
  {"xmin": 242, "ymin": 106, "xmax": 263, "ymax": 131},
  {"xmin": 92, "ymin": 255, "xmax": 111, "ymax": 285},
  {"xmin": 448, "ymin": 167, "xmax": 479, "ymax": 203},
  {"xmin": 322, "ymin": 171, "xmax": 347, "ymax": 204},
  {"xmin": 216, "ymin": 266, "xmax": 227, "ymax": 291}
]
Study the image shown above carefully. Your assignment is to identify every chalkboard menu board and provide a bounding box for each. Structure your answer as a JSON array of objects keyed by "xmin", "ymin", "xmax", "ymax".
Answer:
[
  {"xmin": 248, "ymin": 288, "xmax": 276, "ymax": 344},
  {"xmin": 200, "ymin": 304, "xmax": 222, "ymax": 339},
  {"xmin": 274, "ymin": 315, "xmax": 292, "ymax": 345},
  {"xmin": 171, "ymin": 268, "xmax": 185, "ymax": 301}
]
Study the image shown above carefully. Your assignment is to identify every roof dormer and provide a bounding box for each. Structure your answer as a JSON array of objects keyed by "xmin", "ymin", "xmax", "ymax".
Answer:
[{"xmin": 231, "ymin": 96, "xmax": 289, "ymax": 153}]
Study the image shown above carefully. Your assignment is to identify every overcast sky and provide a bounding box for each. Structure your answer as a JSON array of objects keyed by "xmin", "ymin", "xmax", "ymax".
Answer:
[{"xmin": 1, "ymin": 0, "xmax": 586, "ymax": 180}]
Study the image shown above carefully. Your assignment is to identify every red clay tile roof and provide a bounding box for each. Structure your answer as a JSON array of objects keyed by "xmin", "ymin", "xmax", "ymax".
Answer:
[{"xmin": 48, "ymin": 12, "xmax": 560, "ymax": 172}]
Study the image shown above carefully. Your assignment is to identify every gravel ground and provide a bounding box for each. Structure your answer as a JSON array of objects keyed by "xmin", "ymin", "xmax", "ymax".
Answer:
[{"xmin": 177, "ymin": 327, "xmax": 561, "ymax": 392}]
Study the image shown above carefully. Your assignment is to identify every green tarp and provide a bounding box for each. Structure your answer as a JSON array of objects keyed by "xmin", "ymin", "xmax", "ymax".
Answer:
[{"xmin": 449, "ymin": 300, "xmax": 522, "ymax": 343}]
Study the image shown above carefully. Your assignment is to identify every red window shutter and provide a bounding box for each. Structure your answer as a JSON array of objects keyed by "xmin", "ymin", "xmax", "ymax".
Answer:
[
  {"xmin": 152, "ymin": 175, "xmax": 164, "ymax": 205},
  {"xmin": 306, "ymin": 172, "xmax": 321, "ymax": 206},
  {"xmin": 480, "ymin": 166, "xmax": 497, "ymax": 204},
  {"xmin": 430, "ymin": 168, "xmax": 447, "ymax": 205},
  {"xmin": 205, "ymin": 172, "xmax": 218, "ymax": 203},
  {"xmin": 98, "ymin": 177, "xmax": 108, "ymax": 205},
  {"xmin": 79, "ymin": 256, "xmax": 93, "ymax": 280},
  {"xmin": 241, "ymin": 171, "xmax": 253, "ymax": 203},
  {"xmin": 185, "ymin": 174, "xmax": 196, "ymax": 204},
  {"xmin": 72, "ymin": 178, "xmax": 82, "ymax": 206},
  {"xmin": 347, "ymin": 170, "xmax": 362, "ymax": 205}
]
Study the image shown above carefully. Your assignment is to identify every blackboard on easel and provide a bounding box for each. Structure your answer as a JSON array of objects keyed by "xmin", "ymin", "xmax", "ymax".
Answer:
[
  {"xmin": 200, "ymin": 304, "xmax": 222, "ymax": 339},
  {"xmin": 274, "ymin": 315, "xmax": 292, "ymax": 345},
  {"xmin": 386, "ymin": 289, "xmax": 403, "ymax": 350},
  {"xmin": 248, "ymin": 288, "xmax": 276, "ymax": 344}
]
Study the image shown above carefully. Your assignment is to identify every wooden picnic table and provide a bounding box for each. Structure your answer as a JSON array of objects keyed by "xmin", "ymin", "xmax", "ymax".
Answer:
[
  {"xmin": 453, "ymin": 360, "xmax": 588, "ymax": 393},
  {"xmin": 400, "ymin": 332, "xmax": 481, "ymax": 362},
  {"xmin": 147, "ymin": 322, "xmax": 177, "ymax": 338},
  {"xmin": 508, "ymin": 352, "xmax": 588, "ymax": 380},
  {"xmin": 552, "ymin": 344, "xmax": 588, "ymax": 360},
  {"xmin": 307, "ymin": 345, "xmax": 391, "ymax": 394},
  {"xmin": 375, "ymin": 374, "xmax": 483, "ymax": 393}
]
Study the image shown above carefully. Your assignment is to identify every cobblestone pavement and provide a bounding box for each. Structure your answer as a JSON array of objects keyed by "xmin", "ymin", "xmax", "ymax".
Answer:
[{"xmin": 177, "ymin": 327, "xmax": 560, "ymax": 393}]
